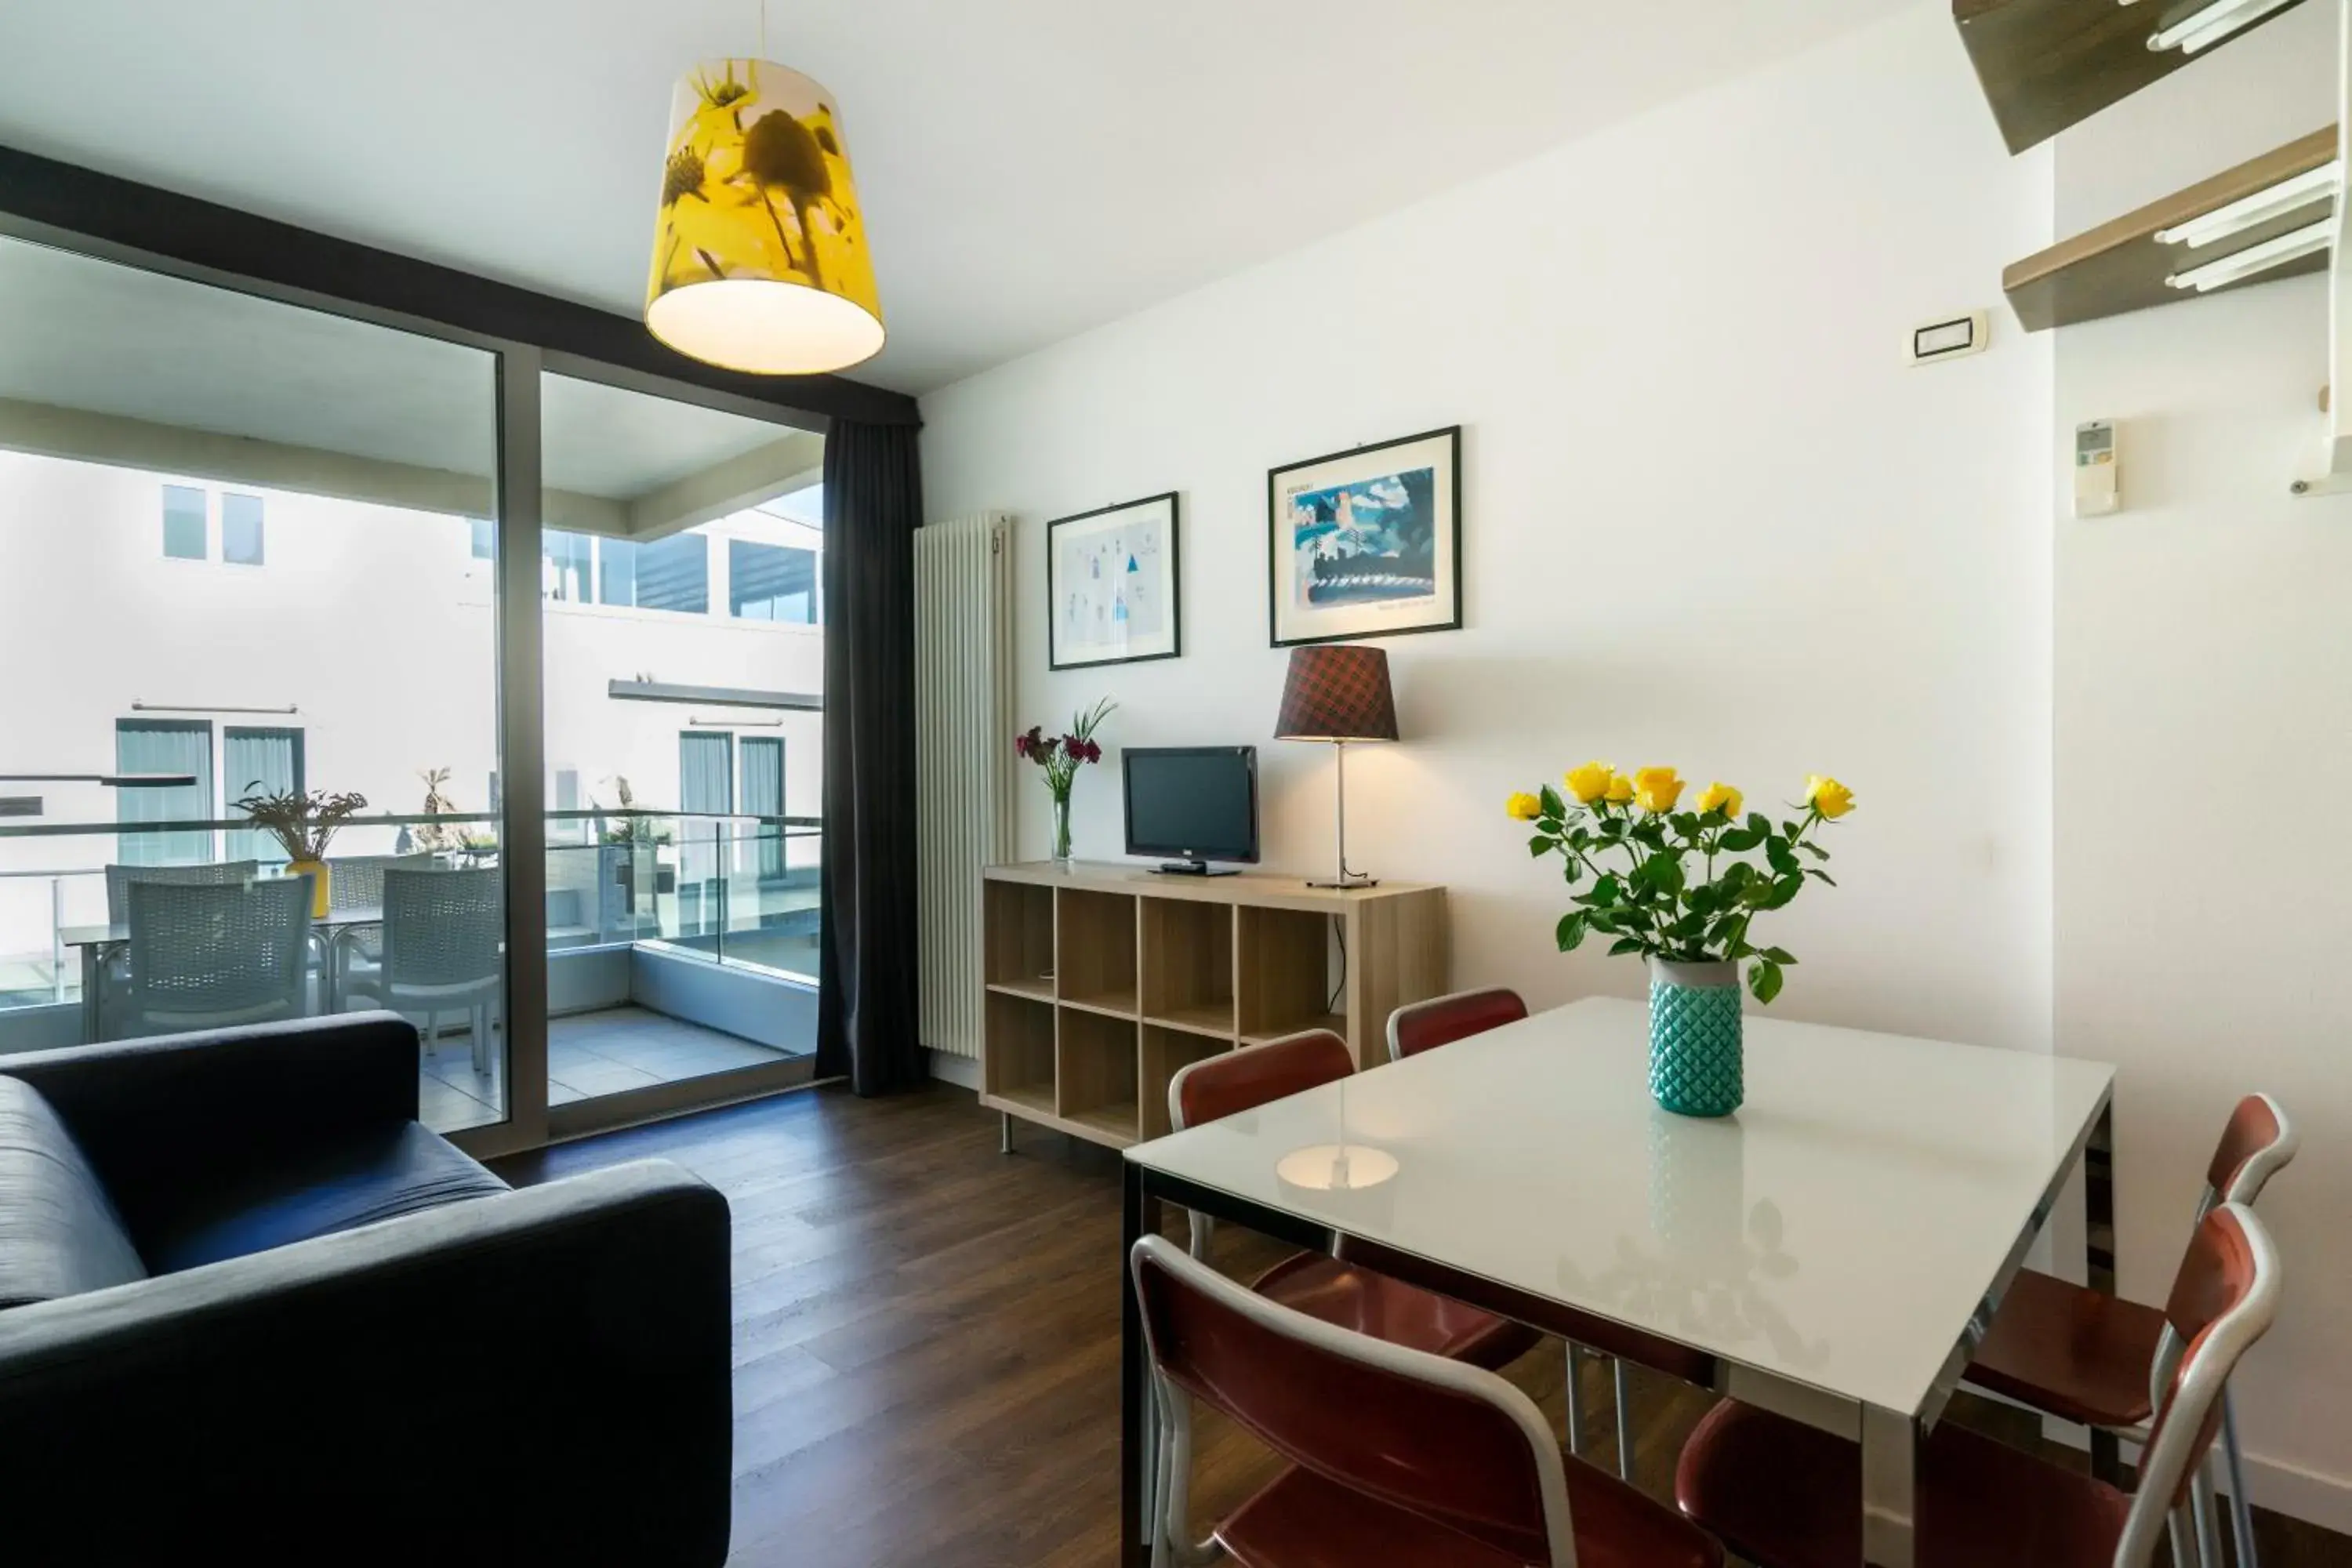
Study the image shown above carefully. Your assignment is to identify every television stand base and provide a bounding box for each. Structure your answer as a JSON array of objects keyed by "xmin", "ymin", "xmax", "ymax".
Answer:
[{"xmin": 1152, "ymin": 860, "xmax": 1240, "ymax": 877}]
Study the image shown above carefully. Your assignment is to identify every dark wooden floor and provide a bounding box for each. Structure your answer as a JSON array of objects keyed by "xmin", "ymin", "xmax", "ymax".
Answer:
[{"xmin": 497, "ymin": 1081, "xmax": 2351, "ymax": 1568}]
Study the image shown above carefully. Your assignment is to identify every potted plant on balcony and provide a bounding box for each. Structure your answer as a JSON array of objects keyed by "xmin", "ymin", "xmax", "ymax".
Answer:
[
  {"xmin": 593, "ymin": 775, "xmax": 676, "ymax": 933},
  {"xmin": 1508, "ymin": 764, "xmax": 1856, "ymax": 1118},
  {"xmin": 234, "ymin": 785, "xmax": 369, "ymax": 919}
]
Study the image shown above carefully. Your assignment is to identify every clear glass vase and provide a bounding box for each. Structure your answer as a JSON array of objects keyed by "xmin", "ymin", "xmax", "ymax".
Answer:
[{"xmin": 1050, "ymin": 791, "xmax": 1073, "ymax": 866}]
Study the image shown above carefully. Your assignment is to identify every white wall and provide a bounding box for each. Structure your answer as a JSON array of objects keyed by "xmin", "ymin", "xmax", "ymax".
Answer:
[
  {"xmin": 921, "ymin": 5, "xmax": 2056, "ymax": 1052},
  {"xmin": 2051, "ymin": 3, "xmax": 2352, "ymax": 1528}
]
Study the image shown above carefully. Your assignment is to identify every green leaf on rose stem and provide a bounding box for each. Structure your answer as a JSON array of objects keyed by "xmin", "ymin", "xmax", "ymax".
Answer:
[
  {"xmin": 1540, "ymin": 785, "xmax": 1566, "ymax": 818},
  {"xmin": 1530, "ymin": 835, "xmax": 1553, "ymax": 858},
  {"xmin": 1783, "ymin": 820, "xmax": 1804, "ymax": 839},
  {"xmin": 1748, "ymin": 811, "xmax": 1772, "ymax": 835},
  {"xmin": 1671, "ymin": 812, "xmax": 1700, "ymax": 838},
  {"xmin": 1556, "ymin": 912, "xmax": 1588, "ymax": 953},
  {"xmin": 1750, "ymin": 961, "xmax": 1784, "ymax": 1004},
  {"xmin": 1608, "ymin": 937, "xmax": 1646, "ymax": 956},
  {"xmin": 1560, "ymin": 859, "xmax": 1584, "ymax": 885},
  {"xmin": 1798, "ymin": 840, "xmax": 1829, "ymax": 860},
  {"xmin": 1719, "ymin": 828, "xmax": 1762, "ymax": 852},
  {"xmin": 1765, "ymin": 874, "xmax": 1804, "ymax": 909},
  {"xmin": 1585, "ymin": 910, "xmax": 1620, "ymax": 934},
  {"xmin": 1760, "ymin": 946, "xmax": 1798, "ymax": 965},
  {"xmin": 1569, "ymin": 827, "xmax": 1592, "ymax": 851},
  {"xmin": 1806, "ymin": 869, "xmax": 1837, "ymax": 885},
  {"xmin": 1765, "ymin": 838, "xmax": 1798, "ymax": 875},
  {"xmin": 1592, "ymin": 875, "xmax": 1621, "ymax": 907}
]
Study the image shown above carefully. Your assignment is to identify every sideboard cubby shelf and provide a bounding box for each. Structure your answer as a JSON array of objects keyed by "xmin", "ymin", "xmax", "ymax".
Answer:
[{"xmin": 980, "ymin": 862, "xmax": 1447, "ymax": 1151}]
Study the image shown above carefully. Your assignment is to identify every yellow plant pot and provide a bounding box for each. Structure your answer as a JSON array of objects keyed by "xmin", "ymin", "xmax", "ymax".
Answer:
[{"xmin": 289, "ymin": 859, "xmax": 330, "ymax": 919}]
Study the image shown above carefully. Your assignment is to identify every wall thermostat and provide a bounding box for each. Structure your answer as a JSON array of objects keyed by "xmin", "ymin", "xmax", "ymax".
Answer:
[
  {"xmin": 2074, "ymin": 420, "xmax": 2119, "ymax": 517},
  {"xmin": 1907, "ymin": 310, "xmax": 1990, "ymax": 366}
]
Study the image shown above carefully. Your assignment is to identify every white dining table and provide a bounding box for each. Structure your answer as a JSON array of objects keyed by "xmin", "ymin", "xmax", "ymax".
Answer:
[{"xmin": 1117, "ymin": 996, "xmax": 2118, "ymax": 1568}]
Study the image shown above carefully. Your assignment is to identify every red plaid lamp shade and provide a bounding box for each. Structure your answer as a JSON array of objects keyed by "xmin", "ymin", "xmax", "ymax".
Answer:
[{"xmin": 1275, "ymin": 645, "xmax": 1399, "ymax": 743}]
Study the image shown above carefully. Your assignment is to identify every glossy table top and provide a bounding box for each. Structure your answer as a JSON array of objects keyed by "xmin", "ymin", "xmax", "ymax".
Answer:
[
  {"xmin": 60, "ymin": 906, "xmax": 385, "ymax": 946},
  {"xmin": 1126, "ymin": 997, "xmax": 2114, "ymax": 1418}
]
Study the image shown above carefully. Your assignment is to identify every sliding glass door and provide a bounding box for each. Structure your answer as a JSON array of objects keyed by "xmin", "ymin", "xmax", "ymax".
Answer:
[{"xmin": 535, "ymin": 369, "xmax": 822, "ymax": 1124}]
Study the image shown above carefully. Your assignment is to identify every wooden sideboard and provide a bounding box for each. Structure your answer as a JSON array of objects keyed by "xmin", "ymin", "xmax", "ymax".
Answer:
[{"xmin": 979, "ymin": 861, "xmax": 1447, "ymax": 1150}]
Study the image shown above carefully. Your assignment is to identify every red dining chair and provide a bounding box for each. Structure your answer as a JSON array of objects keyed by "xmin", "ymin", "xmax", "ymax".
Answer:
[
  {"xmin": 1674, "ymin": 1202, "xmax": 2282, "ymax": 1568},
  {"xmin": 1382, "ymin": 986, "xmax": 1712, "ymax": 1485},
  {"xmin": 1167, "ymin": 1029, "xmax": 1541, "ymax": 1372},
  {"xmin": 1963, "ymin": 1093, "xmax": 2296, "ymax": 1568},
  {"xmin": 1386, "ymin": 985, "xmax": 1531, "ymax": 1062},
  {"xmin": 1131, "ymin": 1232, "xmax": 1724, "ymax": 1568}
]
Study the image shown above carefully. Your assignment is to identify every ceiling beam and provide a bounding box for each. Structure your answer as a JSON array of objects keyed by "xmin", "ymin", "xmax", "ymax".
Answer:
[
  {"xmin": 0, "ymin": 396, "xmax": 624, "ymax": 532},
  {"xmin": 0, "ymin": 142, "xmax": 919, "ymax": 431},
  {"xmin": 624, "ymin": 430, "xmax": 825, "ymax": 539}
]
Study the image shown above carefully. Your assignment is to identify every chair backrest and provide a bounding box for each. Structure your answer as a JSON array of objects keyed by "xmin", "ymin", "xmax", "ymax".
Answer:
[
  {"xmin": 124, "ymin": 877, "xmax": 310, "ymax": 1018},
  {"xmin": 380, "ymin": 866, "xmax": 503, "ymax": 988},
  {"xmin": 2204, "ymin": 1093, "xmax": 2296, "ymax": 1211},
  {"xmin": 2116, "ymin": 1203, "xmax": 2282, "ymax": 1568},
  {"xmin": 1168, "ymin": 1028, "xmax": 1353, "ymax": 1133},
  {"xmin": 104, "ymin": 860, "xmax": 259, "ymax": 924},
  {"xmin": 1131, "ymin": 1232, "xmax": 1575, "ymax": 1565},
  {"xmin": 326, "ymin": 853, "xmax": 436, "ymax": 913},
  {"xmin": 1387, "ymin": 986, "xmax": 1530, "ymax": 1062}
]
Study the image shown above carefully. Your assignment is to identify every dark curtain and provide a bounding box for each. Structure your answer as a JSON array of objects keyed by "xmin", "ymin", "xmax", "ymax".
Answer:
[{"xmin": 817, "ymin": 419, "xmax": 924, "ymax": 1094}]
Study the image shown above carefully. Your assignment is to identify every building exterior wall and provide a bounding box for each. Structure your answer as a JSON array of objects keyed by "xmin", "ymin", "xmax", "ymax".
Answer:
[{"xmin": 0, "ymin": 448, "xmax": 823, "ymax": 975}]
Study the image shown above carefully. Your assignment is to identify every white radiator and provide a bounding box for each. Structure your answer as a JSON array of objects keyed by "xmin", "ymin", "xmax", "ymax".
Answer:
[{"xmin": 914, "ymin": 513, "xmax": 1015, "ymax": 1061}]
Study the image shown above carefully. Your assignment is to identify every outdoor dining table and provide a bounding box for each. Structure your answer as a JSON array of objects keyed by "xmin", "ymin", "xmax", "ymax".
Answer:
[
  {"xmin": 1118, "ymin": 996, "xmax": 2118, "ymax": 1568},
  {"xmin": 61, "ymin": 903, "xmax": 386, "ymax": 1041}
]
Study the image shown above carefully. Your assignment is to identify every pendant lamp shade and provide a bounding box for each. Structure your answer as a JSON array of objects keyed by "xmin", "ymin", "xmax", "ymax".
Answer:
[{"xmin": 646, "ymin": 60, "xmax": 885, "ymax": 376}]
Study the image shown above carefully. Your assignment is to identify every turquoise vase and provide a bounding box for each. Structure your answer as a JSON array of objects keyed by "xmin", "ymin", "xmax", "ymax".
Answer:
[{"xmin": 1648, "ymin": 958, "xmax": 1744, "ymax": 1118}]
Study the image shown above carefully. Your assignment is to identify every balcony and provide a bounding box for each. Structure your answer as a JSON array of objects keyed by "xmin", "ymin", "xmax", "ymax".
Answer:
[{"xmin": 0, "ymin": 808, "xmax": 819, "ymax": 1135}]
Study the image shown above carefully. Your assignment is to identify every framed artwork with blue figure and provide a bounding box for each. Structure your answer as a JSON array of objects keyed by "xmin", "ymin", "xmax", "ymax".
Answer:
[
  {"xmin": 1268, "ymin": 426, "xmax": 1461, "ymax": 648},
  {"xmin": 1047, "ymin": 491, "xmax": 1181, "ymax": 670}
]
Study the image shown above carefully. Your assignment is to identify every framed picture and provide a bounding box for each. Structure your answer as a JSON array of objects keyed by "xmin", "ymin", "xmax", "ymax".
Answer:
[
  {"xmin": 1047, "ymin": 491, "xmax": 1181, "ymax": 670},
  {"xmin": 1267, "ymin": 426, "xmax": 1461, "ymax": 648}
]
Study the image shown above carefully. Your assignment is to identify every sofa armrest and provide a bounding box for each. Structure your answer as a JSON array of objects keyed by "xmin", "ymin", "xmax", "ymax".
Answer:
[
  {"xmin": 0, "ymin": 1012, "xmax": 420, "ymax": 1209},
  {"xmin": 0, "ymin": 1159, "xmax": 731, "ymax": 1566}
]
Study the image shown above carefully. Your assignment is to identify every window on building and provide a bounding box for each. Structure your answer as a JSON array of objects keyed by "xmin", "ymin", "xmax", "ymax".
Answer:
[
  {"xmin": 598, "ymin": 537, "xmax": 637, "ymax": 607},
  {"xmin": 222, "ymin": 492, "xmax": 265, "ymax": 566},
  {"xmin": 162, "ymin": 485, "xmax": 206, "ymax": 561},
  {"xmin": 729, "ymin": 539, "xmax": 820, "ymax": 623},
  {"xmin": 543, "ymin": 529, "xmax": 593, "ymax": 602},
  {"xmin": 469, "ymin": 517, "xmax": 495, "ymax": 560},
  {"xmin": 224, "ymin": 727, "xmax": 304, "ymax": 862},
  {"xmin": 634, "ymin": 533, "xmax": 710, "ymax": 615},
  {"xmin": 740, "ymin": 736, "xmax": 785, "ymax": 879},
  {"xmin": 115, "ymin": 718, "xmax": 215, "ymax": 866}
]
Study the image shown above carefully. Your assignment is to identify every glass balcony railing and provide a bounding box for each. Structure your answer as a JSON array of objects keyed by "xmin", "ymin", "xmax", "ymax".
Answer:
[{"xmin": 0, "ymin": 808, "xmax": 818, "ymax": 1022}]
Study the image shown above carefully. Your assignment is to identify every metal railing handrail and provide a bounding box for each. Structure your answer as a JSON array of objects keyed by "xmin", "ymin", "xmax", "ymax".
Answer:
[{"xmin": 0, "ymin": 808, "xmax": 821, "ymax": 840}]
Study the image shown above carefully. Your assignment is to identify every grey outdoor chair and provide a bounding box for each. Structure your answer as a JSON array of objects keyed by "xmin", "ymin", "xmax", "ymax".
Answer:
[
  {"xmin": 325, "ymin": 853, "xmax": 437, "ymax": 988},
  {"xmin": 103, "ymin": 859, "xmax": 260, "ymax": 924},
  {"xmin": 340, "ymin": 865, "xmax": 503, "ymax": 1075},
  {"xmin": 95, "ymin": 861, "xmax": 263, "ymax": 1039},
  {"xmin": 118, "ymin": 877, "xmax": 311, "ymax": 1040}
]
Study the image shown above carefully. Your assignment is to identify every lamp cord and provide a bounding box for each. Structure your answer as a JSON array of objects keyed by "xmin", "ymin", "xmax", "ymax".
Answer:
[{"xmin": 1327, "ymin": 915, "xmax": 1348, "ymax": 1015}]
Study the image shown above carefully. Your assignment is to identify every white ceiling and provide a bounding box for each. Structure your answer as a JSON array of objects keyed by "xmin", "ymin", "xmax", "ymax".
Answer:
[{"xmin": 0, "ymin": 0, "xmax": 1911, "ymax": 396}]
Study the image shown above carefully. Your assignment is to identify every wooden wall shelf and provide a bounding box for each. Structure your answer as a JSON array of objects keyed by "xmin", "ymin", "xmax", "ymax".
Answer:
[
  {"xmin": 979, "ymin": 862, "xmax": 1447, "ymax": 1149},
  {"xmin": 1955, "ymin": 0, "xmax": 2315, "ymax": 154},
  {"xmin": 2005, "ymin": 126, "xmax": 2336, "ymax": 331}
]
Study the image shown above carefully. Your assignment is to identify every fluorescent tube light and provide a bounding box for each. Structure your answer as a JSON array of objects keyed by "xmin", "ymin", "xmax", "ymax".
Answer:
[
  {"xmin": 2147, "ymin": 0, "xmax": 2299, "ymax": 53},
  {"xmin": 2156, "ymin": 163, "xmax": 2341, "ymax": 249},
  {"xmin": 2165, "ymin": 217, "xmax": 2333, "ymax": 292}
]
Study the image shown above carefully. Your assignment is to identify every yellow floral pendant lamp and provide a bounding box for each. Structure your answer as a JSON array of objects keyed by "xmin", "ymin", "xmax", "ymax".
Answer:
[{"xmin": 646, "ymin": 58, "xmax": 885, "ymax": 375}]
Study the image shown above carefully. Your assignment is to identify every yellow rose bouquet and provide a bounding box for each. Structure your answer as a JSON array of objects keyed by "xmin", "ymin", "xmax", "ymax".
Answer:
[{"xmin": 1509, "ymin": 764, "xmax": 1856, "ymax": 1004}]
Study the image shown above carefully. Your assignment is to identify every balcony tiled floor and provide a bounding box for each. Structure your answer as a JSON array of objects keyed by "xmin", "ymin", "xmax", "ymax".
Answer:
[{"xmin": 421, "ymin": 1006, "xmax": 800, "ymax": 1134}]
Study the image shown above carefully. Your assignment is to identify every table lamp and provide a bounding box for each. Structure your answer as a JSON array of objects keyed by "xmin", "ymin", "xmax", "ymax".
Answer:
[{"xmin": 1274, "ymin": 644, "xmax": 1398, "ymax": 889}]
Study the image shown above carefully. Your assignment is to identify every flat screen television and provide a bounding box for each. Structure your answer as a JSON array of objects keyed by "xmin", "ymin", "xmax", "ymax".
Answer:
[{"xmin": 1123, "ymin": 746, "xmax": 1259, "ymax": 874}]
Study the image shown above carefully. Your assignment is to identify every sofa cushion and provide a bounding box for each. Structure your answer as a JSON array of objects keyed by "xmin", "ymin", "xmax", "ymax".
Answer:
[
  {"xmin": 0, "ymin": 1075, "xmax": 147, "ymax": 1307},
  {"xmin": 144, "ymin": 1120, "xmax": 510, "ymax": 1274}
]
